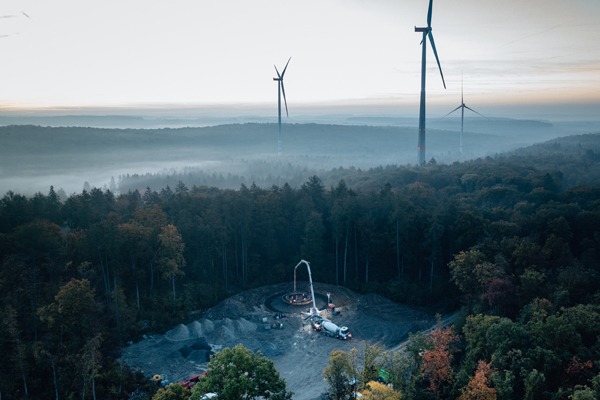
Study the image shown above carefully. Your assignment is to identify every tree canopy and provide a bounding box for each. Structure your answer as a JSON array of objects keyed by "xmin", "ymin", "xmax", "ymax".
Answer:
[
  {"xmin": 190, "ymin": 344, "xmax": 292, "ymax": 400},
  {"xmin": 1, "ymin": 134, "xmax": 600, "ymax": 398}
]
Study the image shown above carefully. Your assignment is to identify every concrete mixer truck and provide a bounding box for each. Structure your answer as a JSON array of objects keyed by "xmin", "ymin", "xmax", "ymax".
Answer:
[{"xmin": 322, "ymin": 320, "xmax": 352, "ymax": 340}]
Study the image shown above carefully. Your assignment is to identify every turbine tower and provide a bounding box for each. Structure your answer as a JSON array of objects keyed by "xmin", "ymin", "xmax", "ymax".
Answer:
[
  {"xmin": 273, "ymin": 57, "xmax": 291, "ymax": 155},
  {"xmin": 441, "ymin": 74, "xmax": 485, "ymax": 154},
  {"xmin": 415, "ymin": 0, "xmax": 445, "ymax": 165}
]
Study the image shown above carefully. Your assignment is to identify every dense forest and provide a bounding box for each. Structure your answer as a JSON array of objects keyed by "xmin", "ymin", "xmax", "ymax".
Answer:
[{"xmin": 1, "ymin": 133, "xmax": 600, "ymax": 399}]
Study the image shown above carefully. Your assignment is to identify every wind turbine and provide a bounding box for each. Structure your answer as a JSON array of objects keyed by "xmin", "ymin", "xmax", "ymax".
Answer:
[
  {"xmin": 415, "ymin": 0, "xmax": 445, "ymax": 165},
  {"xmin": 0, "ymin": 11, "xmax": 30, "ymax": 39},
  {"xmin": 441, "ymin": 74, "xmax": 485, "ymax": 154},
  {"xmin": 273, "ymin": 57, "xmax": 291, "ymax": 155}
]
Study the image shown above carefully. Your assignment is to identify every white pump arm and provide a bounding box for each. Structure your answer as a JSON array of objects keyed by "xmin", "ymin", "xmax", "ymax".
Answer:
[{"xmin": 294, "ymin": 259, "xmax": 319, "ymax": 316}]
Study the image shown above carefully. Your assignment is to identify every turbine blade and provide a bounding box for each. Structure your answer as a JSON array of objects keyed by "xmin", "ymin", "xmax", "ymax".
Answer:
[
  {"xmin": 427, "ymin": 0, "xmax": 433, "ymax": 27},
  {"xmin": 461, "ymin": 71, "xmax": 464, "ymax": 103},
  {"xmin": 464, "ymin": 105, "xmax": 486, "ymax": 118},
  {"xmin": 274, "ymin": 65, "xmax": 281, "ymax": 79},
  {"xmin": 428, "ymin": 32, "xmax": 446, "ymax": 89},
  {"xmin": 281, "ymin": 82, "xmax": 289, "ymax": 117},
  {"xmin": 281, "ymin": 57, "xmax": 292, "ymax": 78},
  {"xmin": 439, "ymin": 105, "xmax": 462, "ymax": 120}
]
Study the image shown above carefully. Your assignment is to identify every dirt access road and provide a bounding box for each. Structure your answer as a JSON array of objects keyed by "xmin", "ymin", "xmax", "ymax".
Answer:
[{"xmin": 122, "ymin": 282, "xmax": 436, "ymax": 400}]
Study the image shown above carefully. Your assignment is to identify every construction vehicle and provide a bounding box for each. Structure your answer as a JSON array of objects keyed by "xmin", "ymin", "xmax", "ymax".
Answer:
[
  {"xmin": 264, "ymin": 321, "xmax": 284, "ymax": 330},
  {"xmin": 311, "ymin": 316, "xmax": 323, "ymax": 331},
  {"xmin": 292, "ymin": 259, "xmax": 352, "ymax": 339},
  {"xmin": 322, "ymin": 320, "xmax": 352, "ymax": 340},
  {"xmin": 311, "ymin": 316, "xmax": 351, "ymax": 339},
  {"xmin": 179, "ymin": 372, "xmax": 207, "ymax": 389}
]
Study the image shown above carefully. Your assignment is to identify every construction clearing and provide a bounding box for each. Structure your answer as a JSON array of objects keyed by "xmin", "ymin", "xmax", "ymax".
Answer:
[{"xmin": 121, "ymin": 274, "xmax": 436, "ymax": 400}]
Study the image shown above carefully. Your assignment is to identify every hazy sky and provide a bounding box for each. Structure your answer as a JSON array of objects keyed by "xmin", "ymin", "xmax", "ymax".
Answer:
[{"xmin": 1, "ymin": 0, "xmax": 599, "ymax": 117}]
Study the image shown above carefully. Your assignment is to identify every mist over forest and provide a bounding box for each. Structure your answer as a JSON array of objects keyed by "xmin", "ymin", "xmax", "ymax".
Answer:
[{"xmin": 0, "ymin": 116, "xmax": 596, "ymax": 196}]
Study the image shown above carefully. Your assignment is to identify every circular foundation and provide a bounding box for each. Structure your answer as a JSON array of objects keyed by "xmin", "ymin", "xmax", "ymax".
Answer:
[
  {"xmin": 281, "ymin": 291, "xmax": 312, "ymax": 306},
  {"xmin": 265, "ymin": 292, "xmax": 328, "ymax": 314}
]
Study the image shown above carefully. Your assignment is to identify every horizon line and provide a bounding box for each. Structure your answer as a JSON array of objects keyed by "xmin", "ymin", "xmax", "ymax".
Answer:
[{"xmin": 1, "ymin": 98, "xmax": 599, "ymax": 122}]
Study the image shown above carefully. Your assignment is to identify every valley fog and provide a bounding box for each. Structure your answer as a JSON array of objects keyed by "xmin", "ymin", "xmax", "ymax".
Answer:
[{"xmin": 1, "ymin": 117, "xmax": 598, "ymax": 196}]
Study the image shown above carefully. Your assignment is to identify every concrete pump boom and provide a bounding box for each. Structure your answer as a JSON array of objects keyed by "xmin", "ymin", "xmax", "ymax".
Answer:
[{"xmin": 294, "ymin": 259, "xmax": 319, "ymax": 316}]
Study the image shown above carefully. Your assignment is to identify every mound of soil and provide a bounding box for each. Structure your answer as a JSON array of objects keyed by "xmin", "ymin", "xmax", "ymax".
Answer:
[{"xmin": 121, "ymin": 282, "xmax": 435, "ymax": 399}]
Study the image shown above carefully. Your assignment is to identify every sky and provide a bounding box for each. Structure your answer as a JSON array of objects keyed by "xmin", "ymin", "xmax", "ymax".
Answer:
[{"xmin": 1, "ymin": 0, "xmax": 599, "ymax": 119}]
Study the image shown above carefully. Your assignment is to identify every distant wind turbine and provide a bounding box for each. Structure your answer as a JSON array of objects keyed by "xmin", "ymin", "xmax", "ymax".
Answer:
[
  {"xmin": 440, "ymin": 74, "xmax": 485, "ymax": 154},
  {"xmin": 0, "ymin": 11, "xmax": 30, "ymax": 39},
  {"xmin": 273, "ymin": 57, "xmax": 291, "ymax": 155},
  {"xmin": 0, "ymin": 12, "xmax": 30, "ymax": 19},
  {"xmin": 415, "ymin": 0, "xmax": 445, "ymax": 165}
]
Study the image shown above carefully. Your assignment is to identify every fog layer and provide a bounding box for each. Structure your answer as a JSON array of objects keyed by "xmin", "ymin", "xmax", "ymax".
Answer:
[{"xmin": 0, "ymin": 119, "xmax": 596, "ymax": 195}]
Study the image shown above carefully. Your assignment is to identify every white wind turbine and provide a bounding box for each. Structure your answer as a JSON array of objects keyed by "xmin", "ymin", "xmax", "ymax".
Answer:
[
  {"xmin": 273, "ymin": 57, "xmax": 291, "ymax": 155},
  {"xmin": 441, "ymin": 74, "xmax": 485, "ymax": 154},
  {"xmin": 415, "ymin": 0, "xmax": 446, "ymax": 165}
]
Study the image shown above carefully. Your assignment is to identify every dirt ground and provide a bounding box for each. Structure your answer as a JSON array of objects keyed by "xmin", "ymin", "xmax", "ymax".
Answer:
[{"xmin": 121, "ymin": 282, "xmax": 435, "ymax": 399}]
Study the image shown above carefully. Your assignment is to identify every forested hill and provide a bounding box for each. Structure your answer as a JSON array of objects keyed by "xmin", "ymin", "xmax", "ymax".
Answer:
[
  {"xmin": 497, "ymin": 132, "xmax": 600, "ymax": 187},
  {"xmin": 117, "ymin": 132, "xmax": 600, "ymax": 194},
  {"xmin": 0, "ymin": 121, "xmax": 571, "ymax": 195},
  {"xmin": 0, "ymin": 121, "xmax": 522, "ymax": 162},
  {"xmin": 313, "ymin": 132, "xmax": 600, "ymax": 192}
]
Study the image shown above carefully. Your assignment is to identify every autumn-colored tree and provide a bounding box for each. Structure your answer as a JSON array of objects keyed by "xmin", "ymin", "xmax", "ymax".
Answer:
[
  {"xmin": 80, "ymin": 334, "xmax": 103, "ymax": 400},
  {"xmin": 157, "ymin": 224, "xmax": 186, "ymax": 314},
  {"xmin": 361, "ymin": 380, "xmax": 402, "ymax": 400},
  {"xmin": 420, "ymin": 325, "xmax": 459, "ymax": 396},
  {"xmin": 564, "ymin": 357, "xmax": 594, "ymax": 390},
  {"xmin": 152, "ymin": 383, "xmax": 190, "ymax": 400},
  {"xmin": 323, "ymin": 349, "xmax": 354, "ymax": 400},
  {"xmin": 37, "ymin": 279, "xmax": 103, "ymax": 399},
  {"xmin": 484, "ymin": 278, "xmax": 516, "ymax": 315},
  {"xmin": 38, "ymin": 278, "xmax": 101, "ymax": 347},
  {"xmin": 449, "ymin": 249, "xmax": 505, "ymax": 309},
  {"xmin": 448, "ymin": 249, "xmax": 485, "ymax": 303},
  {"xmin": 458, "ymin": 360, "xmax": 497, "ymax": 400},
  {"xmin": 359, "ymin": 342, "xmax": 384, "ymax": 390}
]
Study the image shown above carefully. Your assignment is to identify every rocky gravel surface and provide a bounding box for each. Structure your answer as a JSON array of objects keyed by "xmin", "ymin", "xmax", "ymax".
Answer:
[{"xmin": 122, "ymin": 282, "xmax": 435, "ymax": 399}]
